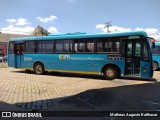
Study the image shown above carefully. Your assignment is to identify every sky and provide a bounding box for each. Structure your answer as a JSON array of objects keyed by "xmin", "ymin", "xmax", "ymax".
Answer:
[{"xmin": 0, "ymin": 0, "xmax": 160, "ymax": 40}]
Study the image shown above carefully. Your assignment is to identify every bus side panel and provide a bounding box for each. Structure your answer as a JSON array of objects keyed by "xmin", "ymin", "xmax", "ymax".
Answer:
[
  {"xmin": 43, "ymin": 54, "xmax": 104, "ymax": 72},
  {"xmin": 22, "ymin": 53, "xmax": 125, "ymax": 75},
  {"xmin": 23, "ymin": 54, "xmax": 39, "ymax": 68},
  {"xmin": 8, "ymin": 54, "xmax": 15, "ymax": 67},
  {"xmin": 141, "ymin": 61, "xmax": 152, "ymax": 78},
  {"xmin": 34, "ymin": 54, "xmax": 125, "ymax": 75}
]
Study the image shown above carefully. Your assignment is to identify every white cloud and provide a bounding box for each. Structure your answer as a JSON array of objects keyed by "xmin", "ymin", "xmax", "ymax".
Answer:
[
  {"xmin": 109, "ymin": 26, "xmax": 131, "ymax": 32},
  {"xmin": 96, "ymin": 24, "xmax": 131, "ymax": 32},
  {"xmin": 6, "ymin": 19, "xmax": 16, "ymax": 23},
  {"xmin": 135, "ymin": 28, "xmax": 159, "ymax": 35},
  {"xmin": 96, "ymin": 24, "xmax": 160, "ymax": 40},
  {"xmin": 135, "ymin": 28, "xmax": 160, "ymax": 40},
  {"xmin": 95, "ymin": 24, "xmax": 105, "ymax": 29},
  {"xmin": 37, "ymin": 15, "xmax": 57, "ymax": 23},
  {"xmin": 3, "ymin": 18, "xmax": 33, "ymax": 34},
  {"xmin": 16, "ymin": 18, "xmax": 30, "ymax": 26},
  {"xmin": 0, "ymin": 25, "xmax": 34, "ymax": 35},
  {"xmin": 6, "ymin": 18, "xmax": 30, "ymax": 26},
  {"xmin": 48, "ymin": 27, "xmax": 58, "ymax": 33}
]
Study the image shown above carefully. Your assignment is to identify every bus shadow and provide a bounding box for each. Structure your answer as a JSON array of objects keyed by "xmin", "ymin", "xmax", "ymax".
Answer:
[
  {"xmin": 12, "ymin": 70, "xmax": 106, "ymax": 80},
  {"xmin": 12, "ymin": 70, "xmax": 157, "ymax": 82},
  {"xmin": 0, "ymin": 101, "xmax": 22, "ymax": 111},
  {"xmin": 155, "ymin": 68, "xmax": 160, "ymax": 71},
  {"xmin": 54, "ymin": 82, "xmax": 160, "ymax": 111},
  {"xmin": 119, "ymin": 76, "xmax": 157, "ymax": 82}
]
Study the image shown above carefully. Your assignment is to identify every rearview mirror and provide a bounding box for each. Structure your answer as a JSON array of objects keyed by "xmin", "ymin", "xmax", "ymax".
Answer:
[{"xmin": 149, "ymin": 38, "xmax": 155, "ymax": 48}]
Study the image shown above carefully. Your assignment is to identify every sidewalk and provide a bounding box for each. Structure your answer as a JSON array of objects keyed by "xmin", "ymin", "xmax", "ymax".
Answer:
[{"xmin": 0, "ymin": 62, "xmax": 8, "ymax": 68}]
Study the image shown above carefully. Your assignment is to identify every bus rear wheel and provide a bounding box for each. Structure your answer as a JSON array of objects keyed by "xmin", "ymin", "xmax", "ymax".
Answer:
[
  {"xmin": 153, "ymin": 62, "xmax": 159, "ymax": 71},
  {"xmin": 103, "ymin": 66, "xmax": 118, "ymax": 80},
  {"xmin": 34, "ymin": 63, "xmax": 45, "ymax": 75}
]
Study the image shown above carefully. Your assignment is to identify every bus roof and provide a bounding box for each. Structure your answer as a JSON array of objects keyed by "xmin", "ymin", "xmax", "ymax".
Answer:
[{"xmin": 9, "ymin": 31, "xmax": 148, "ymax": 41}]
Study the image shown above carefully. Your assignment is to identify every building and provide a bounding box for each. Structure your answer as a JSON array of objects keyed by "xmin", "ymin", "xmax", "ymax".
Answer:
[
  {"xmin": 0, "ymin": 25, "xmax": 49, "ymax": 43},
  {"xmin": 0, "ymin": 25, "xmax": 50, "ymax": 57},
  {"xmin": 0, "ymin": 33, "xmax": 28, "ymax": 56},
  {"xmin": 31, "ymin": 25, "xmax": 50, "ymax": 36},
  {"xmin": 0, "ymin": 32, "xmax": 28, "ymax": 44}
]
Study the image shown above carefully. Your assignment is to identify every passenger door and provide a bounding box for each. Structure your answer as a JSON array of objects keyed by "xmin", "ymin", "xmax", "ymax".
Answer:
[
  {"xmin": 125, "ymin": 40, "xmax": 141, "ymax": 76},
  {"xmin": 15, "ymin": 43, "xmax": 24, "ymax": 68}
]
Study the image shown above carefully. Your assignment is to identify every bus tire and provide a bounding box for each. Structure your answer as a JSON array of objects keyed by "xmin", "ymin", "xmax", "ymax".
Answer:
[
  {"xmin": 153, "ymin": 62, "xmax": 159, "ymax": 71},
  {"xmin": 103, "ymin": 66, "xmax": 118, "ymax": 80},
  {"xmin": 34, "ymin": 63, "xmax": 45, "ymax": 75}
]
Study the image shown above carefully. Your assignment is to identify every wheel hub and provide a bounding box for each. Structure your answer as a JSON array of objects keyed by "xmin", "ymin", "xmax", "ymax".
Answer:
[
  {"xmin": 36, "ymin": 65, "xmax": 42, "ymax": 73},
  {"xmin": 106, "ymin": 69, "xmax": 114, "ymax": 77}
]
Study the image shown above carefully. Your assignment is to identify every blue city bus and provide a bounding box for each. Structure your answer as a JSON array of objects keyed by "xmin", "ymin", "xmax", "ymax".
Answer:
[
  {"xmin": 8, "ymin": 31, "xmax": 154, "ymax": 79},
  {"xmin": 152, "ymin": 42, "xmax": 160, "ymax": 70}
]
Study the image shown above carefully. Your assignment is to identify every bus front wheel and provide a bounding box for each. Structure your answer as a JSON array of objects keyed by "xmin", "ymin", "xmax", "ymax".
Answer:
[
  {"xmin": 103, "ymin": 66, "xmax": 118, "ymax": 80},
  {"xmin": 34, "ymin": 63, "xmax": 45, "ymax": 75},
  {"xmin": 153, "ymin": 62, "xmax": 159, "ymax": 71}
]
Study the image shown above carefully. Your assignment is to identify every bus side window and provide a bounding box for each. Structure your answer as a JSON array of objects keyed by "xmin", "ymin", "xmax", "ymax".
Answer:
[
  {"xmin": 98, "ymin": 47, "xmax": 102, "ymax": 52},
  {"xmin": 108, "ymin": 37, "xmax": 120, "ymax": 53},
  {"xmin": 109, "ymin": 48, "xmax": 113, "ymax": 52},
  {"xmin": 86, "ymin": 48, "xmax": 90, "ymax": 52},
  {"xmin": 45, "ymin": 41, "xmax": 54, "ymax": 53},
  {"xmin": 74, "ymin": 39, "xmax": 85, "ymax": 53},
  {"xmin": 86, "ymin": 39, "xmax": 94, "ymax": 52},
  {"xmin": 26, "ymin": 41, "xmax": 35, "ymax": 53},
  {"xmin": 97, "ymin": 37, "xmax": 120, "ymax": 53},
  {"xmin": 143, "ymin": 41, "xmax": 149, "ymax": 61},
  {"xmin": 9, "ymin": 42, "xmax": 14, "ymax": 54},
  {"xmin": 135, "ymin": 41, "xmax": 141, "ymax": 57},
  {"xmin": 97, "ymin": 40, "xmax": 103, "ymax": 52},
  {"xmin": 74, "ymin": 42, "xmax": 78, "ymax": 53},
  {"xmin": 79, "ymin": 42, "xmax": 85, "ymax": 52},
  {"xmin": 127, "ymin": 42, "xmax": 132, "ymax": 57},
  {"xmin": 37, "ymin": 41, "xmax": 46, "ymax": 53},
  {"xmin": 64, "ymin": 40, "xmax": 72, "ymax": 52},
  {"xmin": 55, "ymin": 40, "xmax": 63, "ymax": 52}
]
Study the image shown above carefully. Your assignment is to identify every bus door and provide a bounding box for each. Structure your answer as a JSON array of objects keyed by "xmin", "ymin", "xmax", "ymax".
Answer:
[
  {"xmin": 15, "ymin": 43, "xmax": 24, "ymax": 68},
  {"xmin": 125, "ymin": 40, "xmax": 141, "ymax": 76}
]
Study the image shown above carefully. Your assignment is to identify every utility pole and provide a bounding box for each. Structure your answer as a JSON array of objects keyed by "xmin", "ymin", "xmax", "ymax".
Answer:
[{"xmin": 104, "ymin": 21, "xmax": 112, "ymax": 33}]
